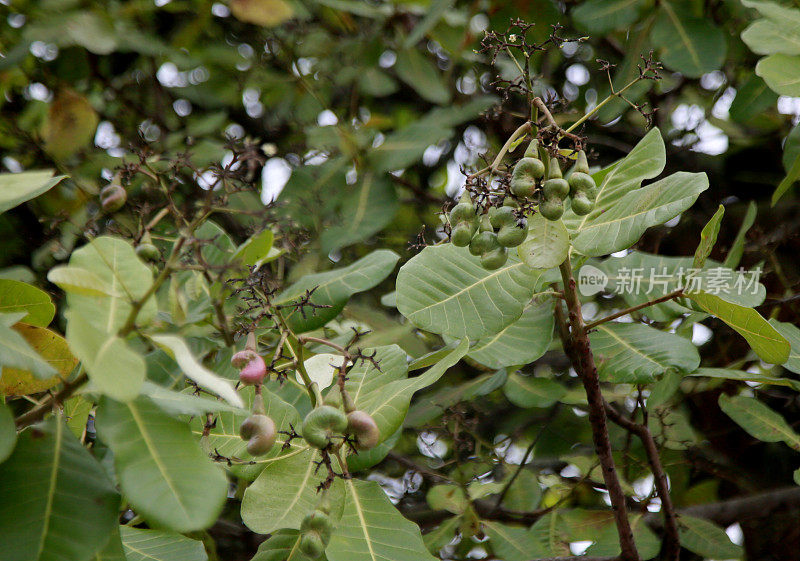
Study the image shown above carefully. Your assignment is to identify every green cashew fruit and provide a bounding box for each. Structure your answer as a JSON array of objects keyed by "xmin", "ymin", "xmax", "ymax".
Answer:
[
  {"xmin": 469, "ymin": 231, "xmax": 498, "ymax": 256},
  {"xmin": 135, "ymin": 243, "xmax": 159, "ymax": 262},
  {"xmin": 451, "ymin": 219, "xmax": 478, "ymax": 247},
  {"xmin": 299, "ymin": 532, "xmax": 326, "ymax": 558},
  {"xmin": 571, "ymin": 191, "xmax": 594, "ymax": 216},
  {"xmin": 347, "ymin": 410, "xmax": 380, "ymax": 449},
  {"xmin": 510, "ymin": 156, "xmax": 545, "ymax": 198},
  {"xmin": 302, "ymin": 511, "xmax": 333, "ymax": 542},
  {"xmin": 449, "ymin": 192, "xmax": 476, "ymax": 223},
  {"xmin": 542, "ymin": 177, "xmax": 570, "ymax": 200},
  {"xmin": 302, "ymin": 405, "xmax": 348, "ymax": 449},
  {"xmin": 323, "ymin": 387, "xmax": 343, "ymax": 408},
  {"xmin": 488, "ymin": 206, "xmax": 516, "ymax": 229},
  {"xmin": 239, "ymin": 414, "xmax": 277, "ymax": 456},
  {"xmin": 99, "ymin": 183, "xmax": 126, "ymax": 213},
  {"xmin": 539, "ymin": 198, "xmax": 564, "ymax": 221},
  {"xmin": 497, "ymin": 218, "xmax": 528, "ymax": 248},
  {"xmin": 481, "ymin": 246, "xmax": 508, "ymax": 270}
]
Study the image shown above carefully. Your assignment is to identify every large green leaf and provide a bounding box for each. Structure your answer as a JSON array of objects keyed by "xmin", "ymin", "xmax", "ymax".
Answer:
[
  {"xmin": 769, "ymin": 320, "xmax": 800, "ymax": 374},
  {"xmin": 0, "ymin": 400, "xmax": 17, "ymax": 463},
  {"xmin": 689, "ymin": 367, "xmax": 800, "ymax": 392},
  {"xmin": 756, "ymin": 54, "xmax": 800, "ymax": 95},
  {"xmin": 357, "ymin": 338, "xmax": 468, "ymax": 440},
  {"xmin": 65, "ymin": 310, "xmax": 144, "ymax": 401},
  {"xmin": 53, "ymin": 236, "xmax": 157, "ymax": 333},
  {"xmin": 466, "ymin": 297, "xmax": 555, "ymax": 369},
  {"xmin": 484, "ymin": 521, "xmax": 546, "ymax": 561},
  {"xmin": 327, "ymin": 479, "xmax": 437, "ymax": 561},
  {"xmin": 320, "ymin": 172, "xmax": 398, "ymax": 253},
  {"xmin": 0, "ymin": 279, "xmax": 55, "ymax": 327},
  {"xmin": 191, "ymin": 386, "xmax": 302, "ymax": 480},
  {"xmin": 723, "ymin": 201, "xmax": 757, "ymax": 268},
  {"xmin": 0, "ymin": 312, "xmax": 58, "ymax": 379},
  {"xmin": 517, "ymin": 214, "xmax": 569, "ymax": 270},
  {"xmin": 719, "ymin": 394, "xmax": 800, "ymax": 451},
  {"xmin": 651, "ymin": 3, "xmax": 726, "ymax": 77},
  {"xmin": 233, "ymin": 229, "xmax": 275, "ymax": 270},
  {"xmin": 396, "ymin": 243, "xmax": 542, "ymax": 340},
  {"xmin": 344, "ymin": 345, "xmax": 409, "ymax": 405},
  {"xmin": 394, "ymin": 48, "xmax": 450, "ymax": 105},
  {"xmin": 276, "ymin": 250, "xmax": 399, "ymax": 332},
  {"xmin": 121, "ymin": 527, "xmax": 208, "ymax": 561},
  {"xmin": 0, "ymin": 417, "xmax": 119, "ymax": 561},
  {"xmin": 729, "ymin": 75, "xmax": 779, "ymax": 124},
  {"xmin": 590, "ymin": 322, "xmax": 700, "ymax": 383},
  {"xmin": 742, "ymin": 19, "xmax": 800, "ymax": 56},
  {"xmin": 687, "ymin": 291, "xmax": 790, "ymax": 364},
  {"xmin": 241, "ymin": 448, "xmax": 339, "ymax": 534},
  {"xmin": 0, "ymin": 171, "xmax": 66, "ymax": 214},
  {"xmin": 572, "ymin": 171, "xmax": 709, "ymax": 257},
  {"xmin": 678, "ymin": 515, "xmax": 743, "ymax": 559},
  {"xmin": 95, "ymin": 396, "xmax": 228, "ymax": 532}
]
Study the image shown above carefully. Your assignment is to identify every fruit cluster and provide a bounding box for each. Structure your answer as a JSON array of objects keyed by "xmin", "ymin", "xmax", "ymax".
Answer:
[
  {"xmin": 449, "ymin": 193, "xmax": 528, "ymax": 270},
  {"xmin": 299, "ymin": 499, "xmax": 334, "ymax": 558},
  {"xmin": 231, "ymin": 335, "xmax": 379, "ymax": 458}
]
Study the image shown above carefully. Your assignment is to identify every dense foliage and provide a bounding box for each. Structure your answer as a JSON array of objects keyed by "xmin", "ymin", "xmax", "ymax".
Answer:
[{"xmin": 1, "ymin": 1, "xmax": 799, "ymax": 561}]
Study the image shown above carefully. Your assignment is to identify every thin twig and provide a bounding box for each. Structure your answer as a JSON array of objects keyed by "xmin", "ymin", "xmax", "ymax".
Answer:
[
  {"xmin": 584, "ymin": 289, "xmax": 684, "ymax": 330},
  {"xmin": 15, "ymin": 372, "xmax": 89, "ymax": 429}
]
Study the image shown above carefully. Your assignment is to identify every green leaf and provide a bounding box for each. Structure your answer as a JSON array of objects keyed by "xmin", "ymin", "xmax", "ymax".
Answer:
[
  {"xmin": 404, "ymin": 0, "xmax": 453, "ymax": 47},
  {"xmin": 394, "ymin": 48, "xmax": 451, "ymax": 105},
  {"xmin": 0, "ymin": 400, "xmax": 16, "ymax": 463},
  {"xmin": 95, "ymin": 396, "xmax": 228, "ymax": 532},
  {"xmin": 769, "ymin": 320, "xmax": 800, "ymax": 374},
  {"xmin": 427, "ymin": 484, "xmax": 467, "ymax": 513},
  {"xmin": 729, "ymin": 75, "xmax": 779, "ymax": 124},
  {"xmin": 585, "ymin": 514, "xmax": 661, "ymax": 558},
  {"xmin": 191, "ymin": 386, "xmax": 302, "ymax": 481},
  {"xmin": 517, "ymin": 214, "xmax": 569, "ymax": 269},
  {"xmin": 242, "ymin": 448, "xmax": 339, "ymax": 533},
  {"xmin": 756, "ymin": 54, "xmax": 800, "ymax": 95},
  {"xmin": 121, "ymin": 526, "xmax": 208, "ymax": 561},
  {"xmin": 276, "ymin": 250, "xmax": 399, "ymax": 332},
  {"xmin": 0, "ymin": 279, "xmax": 55, "ymax": 327},
  {"xmin": 344, "ymin": 345, "xmax": 409, "ymax": 406},
  {"xmin": 693, "ymin": 204, "xmax": 724, "ymax": 268},
  {"xmin": 572, "ymin": 171, "xmax": 709, "ymax": 257},
  {"xmin": 92, "ymin": 526, "xmax": 127, "ymax": 561},
  {"xmin": 678, "ymin": 515, "xmax": 743, "ymax": 559},
  {"xmin": 369, "ymin": 122, "xmax": 452, "ymax": 173},
  {"xmin": 357, "ymin": 338, "xmax": 468, "ymax": 440},
  {"xmin": 251, "ymin": 529, "xmax": 321, "ymax": 561},
  {"xmin": 503, "ymin": 373, "xmax": 566, "ymax": 408},
  {"xmin": 65, "ymin": 310, "xmax": 145, "ymax": 401},
  {"xmin": 233, "ymin": 229, "xmax": 275, "ymax": 270},
  {"xmin": 590, "ymin": 322, "xmax": 700, "ymax": 384},
  {"xmin": 1, "ymin": 324, "xmax": 76, "ymax": 396},
  {"xmin": 0, "ymin": 312, "xmax": 58, "ymax": 379},
  {"xmin": 0, "ymin": 171, "xmax": 66, "ymax": 214},
  {"xmin": 142, "ymin": 382, "xmax": 242, "ymax": 416},
  {"xmin": 396, "ymin": 243, "xmax": 542, "ymax": 339},
  {"xmin": 689, "ymin": 367, "xmax": 800, "ymax": 391},
  {"xmin": 499, "ymin": 470, "xmax": 542, "ymax": 512},
  {"xmin": 47, "ymin": 266, "xmax": 119, "ymax": 297},
  {"xmin": 742, "ymin": 0, "xmax": 800, "ymax": 24},
  {"xmin": 687, "ymin": 291, "xmax": 790, "ymax": 364},
  {"xmin": 0, "ymin": 417, "xmax": 119, "ymax": 561},
  {"xmin": 466, "ymin": 298, "xmax": 555, "ymax": 369},
  {"xmin": 327, "ymin": 479, "xmax": 437, "ymax": 561},
  {"xmin": 484, "ymin": 520, "xmax": 547, "ymax": 561},
  {"xmin": 572, "ymin": 0, "xmax": 648, "ymax": 34},
  {"xmin": 723, "ymin": 201, "xmax": 757, "ymax": 269},
  {"xmin": 773, "ymin": 150, "xmax": 800, "ymax": 206},
  {"xmin": 59, "ymin": 236, "xmax": 156, "ymax": 333},
  {"xmin": 719, "ymin": 393, "xmax": 800, "ymax": 450},
  {"xmin": 742, "ymin": 19, "xmax": 800, "ymax": 56},
  {"xmin": 149, "ymin": 334, "xmax": 244, "ymax": 408},
  {"xmin": 651, "ymin": 3, "xmax": 726, "ymax": 78},
  {"xmin": 320, "ymin": 172, "xmax": 398, "ymax": 253}
]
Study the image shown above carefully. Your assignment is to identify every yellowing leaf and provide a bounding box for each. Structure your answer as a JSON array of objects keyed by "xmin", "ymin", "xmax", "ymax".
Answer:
[
  {"xmin": 230, "ymin": 0, "xmax": 293, "ymax": 27},
  {"xmin": 0, "ymin": 324, "xmax": 76, "ymax": 396},
  {"xmin": 42, "ymin": 90, "xmax": 99, "ymax": 160}
]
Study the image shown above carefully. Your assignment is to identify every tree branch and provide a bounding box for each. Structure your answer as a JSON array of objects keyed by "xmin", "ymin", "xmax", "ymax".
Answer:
[
  {"xmin": 605, "ymin": 403, "xmax": 680, "ymax": 561},
  {"xmin": 15, "ymin": 372, "xmax": 89, "ymax": 429},
  {"xmin": 558, "ymin": 259, "xmax": 641, "ymax": 561}
]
